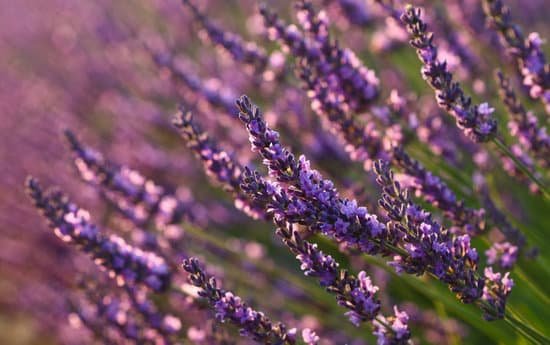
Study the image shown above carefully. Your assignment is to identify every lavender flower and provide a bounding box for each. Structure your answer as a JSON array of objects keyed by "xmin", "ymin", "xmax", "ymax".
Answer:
[
  {"xmin": 261, "ymin": 3, "xmax": 380, "ymax": 112},
  {"xmin": 181, "ymin": 0, "xmax": 268, "ymax": 72},
  {"xmin": 299, "ymin": 63, "xmax": 485, "ymax": 235},
  {"xmin": 298, "ymin": 62, "xmax": 388, "ymax": 169},
  {"xmin": 373, "ymin": 306, "xmax": 411, "ymax": 345},
  {"xmin": 258, "ymin": 208, "xmax": 410, "ymax": 342},
  {"xmin": 26, "ymin": 178, "xmax": 171, "ymax": 292},
  {"xmin": 172, "ymin": 107, "xmax": 264, "ymax": 218},
  {"xmin": 65, "ymin": 130, "xmax": 191, "ymax": 228},
  {"xmin": 482, "ymin": 268, "xmax": 514, "ymax": 321},
  {"xmin": 486, "ymin": 242, "xmax": 518, "ymax": 270},
  {"xmin": 333, "ymin": 0, "xmax": 372, "ymax": 27},
  {"xmin": 275, "ymin": 218, "xmax": 382, "ymax": 326},
  {"xmin": 151, "ymin": 51, "xmax": 239, "ymax": 117},
  {"xmin": 238, "ymin": 95, "xmax": 512, "ymax": 317},
  {"xmin": 496, "ymin": 71, "xmax": 550, "ymax": 167},
  {"xmin": 237, "ymin": 96, "xmax": 393, "ymax": 254},
  {"xmin": 183, "ymin": 257, "xmax": 297, "ymax": 344},
  {"xmin": 302, "ymin": 328, "xmax": 320, "ymax": 345},
  {"xmin": 374, "ymin": 160, "xmax": 484, "ymax": 303},
  {"xmin": 401, "ymin": 5, "xmax": 497, "ymax": 142},
  {"xmin": 483, "ymin": 0, "xmax": 550, "ymax": 112}
]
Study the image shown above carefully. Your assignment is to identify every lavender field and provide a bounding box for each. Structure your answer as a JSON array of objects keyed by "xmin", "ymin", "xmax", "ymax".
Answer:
[{"xmin": 1, "ymin": 0, "xmax": 550, "ymax": 344}]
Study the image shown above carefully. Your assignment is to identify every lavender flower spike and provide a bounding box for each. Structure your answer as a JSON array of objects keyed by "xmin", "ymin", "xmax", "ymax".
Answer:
[
  {"xmin": 482, "ymin": 267, "xmax": 513, "ymax": 321},
  {"xmin": 183, "ymin": 257, "xmax": 297, "ymax": 344},
  {"xmin": 260, "ymin": 3, "xmax": 379, "ymax": 112},
  {"xmin": 373, "ymin": 160, "xmax": 484, "ymax": 303},
  {"xmin": 237, "ymin": 96, "xmax": 393, "ymax": 255},
  {"xmin": 276, "ymin": 220, "xmax": 411, "ymax": 344},
  {"xmin": 400, "ymin": 5, "xmax": 497, "ymax": 142},
  {"xmin": 26, "ymin": 177, "xmax": 171, "ymax": 292},
  {"xmin": 299, "ymin": 63, "xmax": 485, "ymax": 235},
  {"xmin": 172, "ymin": 107, "xmax": 264, "ymax": 218},
  {"xmin": 496, "ymin": 71, "xmax": 550, "ymax": 168},
  {"xmin": 65, "ymin": 130, "xmax": 190, "ymax": 228},
  {"xmin": 483, "ymin": 0, "xmax": 550, "ymax": 112},
  {"xmin": 275, "ymin": 219, "xmax": 381, "ymax": 327},
  {"xmin": 181, "ymin": 0, "xmax": 268, "ymax": 72}
]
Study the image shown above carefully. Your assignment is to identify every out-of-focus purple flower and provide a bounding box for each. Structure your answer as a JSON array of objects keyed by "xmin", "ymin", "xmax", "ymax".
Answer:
[
  {"xmin": 400, "ymin": 5, "xmax": 497, "ymax": 142},
  {"xmin": 486, "ymin": 242, "xmax": 518, "ymax": 269},
  {"xmin": 181, "ymin": 0, "xmax": 268, "ymax": 73},
  {"xmin": 302, "ymin": 327, "xmax": 320, "ymax": 345},
  {"xmin": 151, "ymin": 50, "xmax": 239, "ymax": 117},
  {"xmin": 182, "ymin": 257, "xmax": 297, "ymax": 344},
  {"xmin": 373, "ymin": 306, "xmax": 411, "ymax": 345},
  {"xmin": 496, "ymin": 71, "xmax": 549, "ymax": 168},
  {"xmin": 261, "ymin": 3, "xmax": 379, "ymax": 112},
  {"xmin": 334, "ymin": 0, "xmax": 372, "ymax": 27},
  {"xmin": 65, "ymin": 130, "xmax": 192, "ymax": 228},
  {"xmin": 482, "ymin": 267, "xmax": 513, "ymax": 321},
  {"xmin": 483, "ymin": 0, "xmax": 550, "ymax": 112},
  {"xmin": 26, "ymin": 178, "xmax": 171, "ymax": 292}
]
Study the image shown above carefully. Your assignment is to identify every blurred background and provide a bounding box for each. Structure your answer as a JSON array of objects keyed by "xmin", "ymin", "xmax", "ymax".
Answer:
[{"xmin": 1, "ymin": 0, "xmax": 549, "ymax": 344}]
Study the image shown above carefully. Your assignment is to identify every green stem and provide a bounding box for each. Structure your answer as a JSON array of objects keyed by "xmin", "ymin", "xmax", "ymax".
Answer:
[
  {"xmin": 492, "ymin": 137, "xmax": 549, "ymax": 199},
  {"xmin": 504, "ymin": 311, "xmax": 550, "ymax": 345}
]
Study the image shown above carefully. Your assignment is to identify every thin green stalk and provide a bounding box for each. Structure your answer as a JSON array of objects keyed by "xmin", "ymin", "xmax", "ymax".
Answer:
[
  {"xmin": 505, "ymin": 311, "xmax": 550, "ymax": 345},
  {"xmin": 492, "ymin": 137, "xmax": 549, "ymax": 199}
]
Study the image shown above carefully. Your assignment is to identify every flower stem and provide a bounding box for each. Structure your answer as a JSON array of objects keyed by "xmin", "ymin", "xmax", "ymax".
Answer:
[
  {"xmin": 504, "ymin": 310, "xmax": 549, "ymax": 344},
  {"xmin": 492, "ymin": 137, "xmax": 549, "ymax": 199}
]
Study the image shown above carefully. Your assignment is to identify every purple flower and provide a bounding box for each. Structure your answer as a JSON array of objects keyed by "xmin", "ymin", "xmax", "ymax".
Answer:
[
  {"xmin": 483, "ymin": 0, "xmax": 550, "ymax": 112},
  {"xmin": 400, "ymin": 5, "xmax": 497, "ymax": 142},
  {"xmin": 486, "ymin": 242, "xmax": 518, "ymax": 269},
  {"xmin": 182, "ymin": 0, "xmax": 268, "ymax": 72},
  {"xmin": 151, "ymin": 50, "xmax": 239, "ymax": 117},
  {"xmin": 482, "ymin": 267, "xmax": 514, "ymax": 320},
  {"xmin": 182, "ymin": 257, "xmax": 297, "ymax": 344},
  {"xmin": 375, "ymin": 160, "xmax": 485, "ymax": 303},
  {"xmin": 302, "ymin": 328, "xmax": 320, "ymax": 345},
  {"xmin": 172, "ymin": 107, "xmax": 265, "ymax": 218},
  {"xmin": 261, "ymin": 2, "xmax": 379, "ymax": 112},
  {"xmin": 26, "ymin": 178, "xmax": 171, "ymax": 292},
  {"xmin": 496, "ymin": 71, "xmax": 549, "ymax": 168},
  {"xmin": 65, "ymin": 130, "xmax": 192, "ymax": 228},
  {"xmin": 373, "ymin": 306, "xmax": 411, "ymax": 345}
]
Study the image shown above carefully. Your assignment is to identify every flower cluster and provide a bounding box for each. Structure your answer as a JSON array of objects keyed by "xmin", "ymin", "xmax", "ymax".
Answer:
[
  {"xmin": 13, "ymin": 0, "xmax": 550, "ymax": 343},
  {"xmin": 482, "ymin": 268, "xmax": 514, "ymax": 320},
  {"xmin": 373, "ymin": 160, "xmax": 484, "ymax": 303},
  {"xmin": 26, "ymin": 178, "xmax": 171, "ymax": 292},
  {"xmin": 261, "ymin": 1, "xmax": 380, "ymax": 112},
  {"xmin": 298, "ymin": 54, "xmax": 485, "ymax": 235},
  {"xmin": 182, "ymin": 0, "xmax": 268, "ymax": 72},
  {"xmin": 237, "ymin": 96, "xmax": 392, "ymax": 255},
  {"xmin": 483, "ymin": 0, "xmax": 550, "ymax": 112},
  {"xmin": 401, "ymin": 5, "xmax": 498, "ymax": 142},
  {"xmin": 486, "ymin": 242, "xmax": 519, "ymax": 269},
  {"xmin": 65, "ymin": 130, "xmax": 191, "ymax": 228},
  {"xmin": 172, "ymin": 107, "xmax": 264, "ymax": 218},
  {"xmin": 183, "ymin": 257, "xmax": 298, "ymax": 344},
  {"xmin": 496, "ymin": 71, "xmax": 550, "ymax": 168}
]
